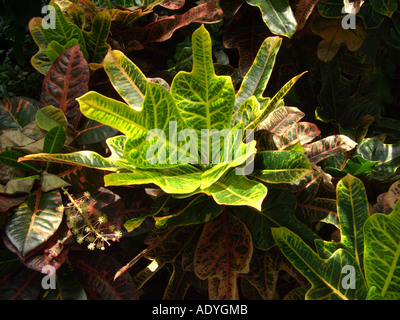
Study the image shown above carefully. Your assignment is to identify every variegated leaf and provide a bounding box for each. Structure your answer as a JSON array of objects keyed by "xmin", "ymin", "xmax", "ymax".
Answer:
[
  {"xmin": 170, "ymin": 25, "xmax": 235, "ymax": 134},
  {"xmin": 194, "ymin": 211, "xmax": 253, "ymax": 300},
  {"xmin": 304, "ymin": 135, "xmax": 357, "ymax": 164}
]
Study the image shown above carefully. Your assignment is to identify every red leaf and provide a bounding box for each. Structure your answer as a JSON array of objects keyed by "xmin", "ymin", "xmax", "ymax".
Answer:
[
  {"xmin": 0, "ymin": 267, "xmax": 42, "ymax": 299},
  {"xmin": 0, "ymin": 195, "xmax": 28, "ymax": 212},
  {"xmin": 194, "ymin": 211, "xmax": 253, "ymax": 299},
  {"xmin": 120, "ymin": 2, "xmax": 223, "ymax": 44},
  {"xmin": 69, "ymin": 250, "xmax": 139, "ymax": 300},
  {"xmin": 295, "ymin": 0, "xmax": 320, "ymax": 31},
  {"xmin": 40, "ymin": 45, "xmax": 89, "ymax": 129},
  {"xmin": 223, "ymin": 5, "xmax": 269, "ymax": 77}
]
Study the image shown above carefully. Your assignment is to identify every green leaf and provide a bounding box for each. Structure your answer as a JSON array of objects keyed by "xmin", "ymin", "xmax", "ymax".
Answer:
[
  {"xmin": 251, "ymin": 151, "xmax": 313, "ymax": 184},
  {"xmin": 245, "ymin": 0, "xmax": 297, "ymax": 38},
  {"xmin": 43, "ymin": 1, "xmax": 88, "ymax": 60},
  {"xmin": 28, "ymin": 17, "xmax": 52, "ymax": 75},
  {"xmin": 45, "ymin": 39, "xmax": 79, "ymax": 63},
  {"xmin": 230, "ymin": 96, "xmax": 261, "ymax": 129},
  {"xmin": 5, "ymin": 189, "xmax": 63, "ymax": 257},
  {"xmin": 170, "ymin": 25, "xmax": 235, "ymax": 134},
  {"xmin": 104, "ymin": 165, "xmax": 202, "ymax": 194},
  {"xmin": 364, "ymin": 199, "xmax": 400, "ymax": 299},
  {"xmin": 296, "ymin": 197, "xmax": 339, "ymax": 229},
  {"xmin": 272, "ymin": 227, "xmax": 368, "ymax": 300},
  {"xmin": 103, "ymin": 50, "xmax": 148, "ymax": 110},
  {"xmin": 234, "ymin": 36, "xmax": 282, "ymax": 109},
  {"xmin": 355, "ymin": 138, "xmax": 400, "ymax": 180},
  {"xmin": 201, "ymin": 168, "xmax": 268, "ymax": 211},
  {"xmin": 65, "ymin": 2, "xmax": 86, "ymax": 29},
  {"xmin": 19, "ymin": 135, "xmax": 127, "ymax": 172},
  {"xmin": 245, "ymin": 72, "xmax": 306, "ymax": 133},
  {"xmin": 336, "ymin": 174, "xmax": 369, "ymax": 268},
  {"xmin": 154, "ymin": 195, "xmax": 223, "ymax": 229},
  {"xmin": 304, "ymin": 135, "xmax": 357, "ymax": 164},
  {"xmin": 35, "ymin": 105, "xmax": 68, "ymax": 131},
  {"xmin": 43, "ymin": 125, "xmax": 66, "ymax": 154},
  {"xmin": 199, "ymin": 126, "xmax": 257, "ymax": 189},
  {"xmin": 0, "ymin": 150, "xmax": 39, "ymax": 172},
  {"xmin": 83, "ymin": 10, "xmax": 111, "ymax": 64},
  {"xmin": 78, "ymin": 82, "xmax": 184, "ymax": 168},
  {"xmin": 234, "ymin": 187, "xmax": 320, "ymax": 250},
  {"xmin": 370, "ymin": 0, "xmax": 397, "ymax": 17}
]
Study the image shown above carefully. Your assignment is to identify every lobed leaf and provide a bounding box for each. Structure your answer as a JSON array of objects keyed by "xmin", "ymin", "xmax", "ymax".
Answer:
[
  {"xmin": 194, "ymin": 211, "xmax": 253, "ymax": 300},
  {"xmin": 272, "ymin": 227, "xmax": 368, "ymax": 300},
  {"xmin": 82, "ymin": 10, "xmax": 111, "ymax": 64},
  {"xmin": 171, "ymin": 25, "xmax": 235, "ymax": 135}
]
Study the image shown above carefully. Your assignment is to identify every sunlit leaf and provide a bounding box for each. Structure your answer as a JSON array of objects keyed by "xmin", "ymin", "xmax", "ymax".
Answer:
[
  {"xmin": 364, "ymin": 199, "xmax": 400, "ymax": 299},
  {"xmin": 304, "ymin": 135, "xmax": 357, "ymax": 164},
  {"xmin": 272, "ymin": 227, "xmax": 368, "ymax": 300}
]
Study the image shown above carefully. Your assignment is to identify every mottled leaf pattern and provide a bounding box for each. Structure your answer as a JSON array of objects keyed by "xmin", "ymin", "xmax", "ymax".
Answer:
[
  {"xmin": 28, "ymin": 17, "xmax": 52, "ymax": 75},
  {"xmin": 171, "ymin": 25, "xmax": 235, "ymax": 134},
  {"xmin": 201, "ymin": 168, "xmax": 267, "ymax": 211},
  {"xmin": 194, "ymin": 211, "xmax": 253, "ymax": 300},
  {"xmin": 0, "ymin": 195, "xmax": 28, "ymax": 213},
  {"xmin": 104, "ymin": 165, "xmax": 202, "ymax": 194},
  {"xmin": 103, "ymin": 50, "xmax": 147, "ymax": 110},
  {"xmin": 364, "ymin": 200, "xmax": 400, "ymax": 299},
  {"xmin": 128, "ymin": 2, "xmax": 223, "ymax": 44},
  {"xmin": 20, "ymin": 135, "xmax": 127, "ymax": 172},
  {"xmin": 234, "ymin": 35, "xmax": 281, "ymax": 109},
  {"xmin": 304, "ymin": 135, "xmax": 357, "ymax": 164},
  {"xmin": 336, "ymin": 174, "xmax": 369, "ymax": 268},
  {"xmin": 295, "ymin": 0, "xmax": 320, "ymax": 30},
  {"xmin": 82, "ymin": 10, "xmax": 111, "ymax": 64}
]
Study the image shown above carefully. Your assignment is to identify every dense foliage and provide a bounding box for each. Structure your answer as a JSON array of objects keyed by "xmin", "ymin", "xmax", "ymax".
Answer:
[{"xmin": 1, "ymin": 0, "xmax": 400, "ymax": 300}]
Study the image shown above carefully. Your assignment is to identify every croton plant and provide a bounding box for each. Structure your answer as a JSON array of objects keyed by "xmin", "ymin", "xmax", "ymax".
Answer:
[{"xmin": 1, "ymin": 0, "xmax": 400, "ymax": 300}]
